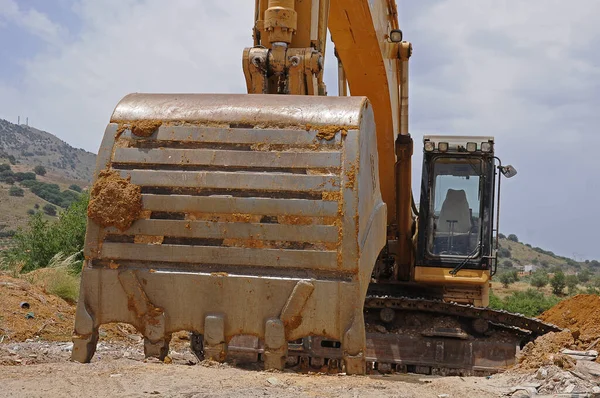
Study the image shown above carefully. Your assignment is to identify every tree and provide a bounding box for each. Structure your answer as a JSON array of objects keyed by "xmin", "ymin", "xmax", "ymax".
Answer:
[
  {"xmin": 34, "ymin": 203, "xmax": 39, "ymax": 209},
  {"xmin": 502, "ymin": 260, "xmax": 513, "ymax": 268},
  {"xmin": 8, "ymin": 186, "xmax": 24, "ymax": 197},
  {"xmin": 565, "ymin": 274, "xmax": 579, "ymax": 295},
  {"xmin": 551, "ymin": 270, "xmax": 566, "ymax": 295},
  {"xmin": 507, "ymin": 234, "xmax": 519, "ymax": 243},
  {"xmin": 43, "ymin": 204, "xmax": 57, "ymax": 216},
  {"xmin": 498, "ymin": 270, "xmax": 519, "ymax": 288},
  {"xmin": 498, "ymin": 233, "xmax": 506, "ymax": 239},
  {"xmin": 530, "ymin": 270, "xmax": 549, "ymax": 289},
  {"xmin": 33, "ymin": 165, "xmax": 47, "ymax": 176},
  {"xmin": 0, "ymin": 164, "xmax": 10, "ymax": 172},
  {"xmin": 498, "ymin": 247, "xmax": 511, "ymax": 258},
  {"xmin": 69, "ymin": 184, "xmax": 82, "ymax": 193},
  {"xmin": 27, "ymin": 209, "xmax": 35, "ymax": 215},
  {"xmin": 578, "ymin": 269, "xmax": 592, "ymax": 284}
]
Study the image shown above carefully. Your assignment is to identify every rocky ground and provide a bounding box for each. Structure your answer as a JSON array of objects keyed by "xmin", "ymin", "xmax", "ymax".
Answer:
[{"xmin": 2, "ymin": 274, "xmax": 600, "ymax": 397}]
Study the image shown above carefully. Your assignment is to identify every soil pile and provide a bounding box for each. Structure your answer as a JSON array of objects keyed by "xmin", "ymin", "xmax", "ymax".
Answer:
[
  {"xmin": 87, "ymin": 169, "xmax": 142, "ymax": 231},
  {"xmin": 516, "ymin": 330, "xmax": 577, "ymax": 370},
  {"xmin": 539, "ymin": 294, "xmax": 600, "ymax": 342},
  {"xmin": 0, "ymin": 274, "xmax": 148, "ymax": 344},
  {"xmin": 0, "ymin": 274, "xmax": 75, "ymax": 342},
  {"xmin": 516, "ymin": 295, "xmax": 600, "ymax": 371}
]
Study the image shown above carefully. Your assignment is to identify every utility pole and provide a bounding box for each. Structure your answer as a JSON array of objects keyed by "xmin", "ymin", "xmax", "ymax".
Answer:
[{"xmin": 18, "ymin": 116, "xmax": 20, "ymax": 125}]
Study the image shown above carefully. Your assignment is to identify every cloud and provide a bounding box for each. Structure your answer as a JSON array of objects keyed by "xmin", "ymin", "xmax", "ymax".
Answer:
[
  {"xmin": 0, "ymin": 0, "xmax": 65, "ymax": 45},
  {"xmin": 399, "ymin": 1, "xmax": 600, "ymax": 258},
  {"xmin": 1, "ymin": 0, "xmax": 599, "ymax": 259}
]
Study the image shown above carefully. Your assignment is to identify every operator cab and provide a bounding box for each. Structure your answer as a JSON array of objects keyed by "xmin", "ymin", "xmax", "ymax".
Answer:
[{"xmin": 417, "ymin": 136, "xmax": 500, "ymax": 271}]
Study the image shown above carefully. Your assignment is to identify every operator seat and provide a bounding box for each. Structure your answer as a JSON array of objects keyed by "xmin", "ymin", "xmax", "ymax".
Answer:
[{"xmin": 437, "ymin": 189, "xmax": 471, "ymax": 234}]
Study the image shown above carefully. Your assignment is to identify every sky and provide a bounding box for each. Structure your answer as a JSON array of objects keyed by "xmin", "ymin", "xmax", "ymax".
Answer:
[{"xmin": 0, "ymin": 0, "xmax": 598, "ymax": 260}]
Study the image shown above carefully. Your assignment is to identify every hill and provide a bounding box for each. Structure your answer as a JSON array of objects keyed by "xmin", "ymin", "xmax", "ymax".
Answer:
[
  {"xmin": 0, "ymin": 119, "xmax": 95, "ymax": 182},
  {"xmin": 0, "ymin": 119, "xmax": 96, "ymax": 238},
  {"xmin": 497, "ymin": 235, "xmax": 596, "ymax": 273}
]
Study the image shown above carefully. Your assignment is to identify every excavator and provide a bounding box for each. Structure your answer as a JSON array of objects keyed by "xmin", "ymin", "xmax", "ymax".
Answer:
[{"xmin": 71, "ymin": 0, "xmax": 560, "ymax": 376}]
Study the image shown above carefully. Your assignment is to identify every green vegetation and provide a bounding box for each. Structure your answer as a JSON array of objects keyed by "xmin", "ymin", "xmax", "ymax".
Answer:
[
  {"xmin": 507, "ymin": 234, "xmax": 519, "ymax": 243},
  {"xmin": 69, "ymin": 184, "xmax": 82, "ymax": 193},
  {"xmin": 20, "ymin": 180, "xmax": 81, "ymax": 208},
  {"xmin": 8, "ymin": 186, "xmax": 24, "ymax": 197},
  {"xmin": 498, "ymin": 269, "xmax": 519, "ymax": 288},
  {"xmin": 551, "ymin": 270, "xmax": 566, "ymax": 295},
  {"xmin": 14, "ymin": 172, "xmax": 36, "ymax": 182},
  {"xmin": 33, "ymin": 165, "xmax": 47, "ymax": 176},
  {"xmin": 489, "ymin": 289, "xmax": 561, "ymax": 317},
  {"xmin": 44, "ymin": 253, "xmax": 81, "ymax": 303},
  {"xmin": 1, "ymin": 192, "xmax": 89, "ymax": 274},
  {"xmin": 565, "ymin": 274, "xmax": 579, "ymax": 294},
  {"xmin": 43, "ymin": 203, "xmax": 57, "ymax": 216},
  {"xmin": 530, "ymin": 269, "xmax": 549, "ymax": 289}
]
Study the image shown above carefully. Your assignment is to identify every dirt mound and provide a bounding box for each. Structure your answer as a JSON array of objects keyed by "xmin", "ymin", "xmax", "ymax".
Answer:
[
  {"xmin": 0, "ymin": 274, "xmax": 75, "ymax": 342},
  {"xmin": 539, "ymin": 294, "xmax": 600, "ymax": 342},
  {"xmin": 0, "ymin": 274, "xmax": 148, "ymax": 344},
  {"xmin": 515, "ymin": 330, "xmax": 577, "ymax": 370},
  {"xmin": 87, "ymin": 169, "xmax": 142, "ymax": 231}
]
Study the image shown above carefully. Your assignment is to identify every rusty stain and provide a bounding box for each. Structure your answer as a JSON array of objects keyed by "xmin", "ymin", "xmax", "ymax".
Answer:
[
  {"xmin": 108, "ymin": 261, "xmax": 120, "ymax": 270},
  {"xmin": 284, "ymin": 315, "xmax": 303, "ymax": 332},
  {"xmin": 345, "ymin": 164, "xmax": 357, "ymax": 189},
  {"xmin": 134, "ymin": 235, "xmax": 164, "ymax": 245},
  {"xmin": 322, "ymin": 191, "xmax": 341, "ymax": 201}
]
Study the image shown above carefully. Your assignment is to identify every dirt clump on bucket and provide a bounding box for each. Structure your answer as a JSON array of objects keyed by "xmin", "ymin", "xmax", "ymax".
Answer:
[{"xmin": 88, "ymin": 170, "xmax": 142, "ymax": 231}]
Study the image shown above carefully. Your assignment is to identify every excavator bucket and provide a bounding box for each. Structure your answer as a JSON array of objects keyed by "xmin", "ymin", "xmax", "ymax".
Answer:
[{"xmin": 71, "ymin": 93, "xmax": 387, "ymax": 374}]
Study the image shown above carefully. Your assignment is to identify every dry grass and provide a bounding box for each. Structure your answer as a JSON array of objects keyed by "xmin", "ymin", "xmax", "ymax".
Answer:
[
  {"xmin": 491, "ymin": 280, "xmax": 553, "ymax": 299},
  {"xmin": 22, "ymin": 252, "xmax": 81, "ymax": 303}
]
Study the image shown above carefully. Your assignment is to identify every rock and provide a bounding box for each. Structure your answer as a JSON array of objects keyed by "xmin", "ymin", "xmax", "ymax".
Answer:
[
  {"xmin": 536, "ymin": 368, "xmax": 548, "ymax": 380},
  {"xmin": 266, "ymin": 377, "xmax": 282, "ymax": 386},
  {"xmin": 374, "ymin": 325, "xmax": 387, "ymax": 333},
  {"xmin": 563, "ymin": 383, "xmax": 575, "ymax": 393},
  {"xmin": 592, "ymin": 386, "xmax": 600, "ymax": 393},
  {"xmin": 437, "ymin": 395, "xmax": 450, "ymax": 398}
]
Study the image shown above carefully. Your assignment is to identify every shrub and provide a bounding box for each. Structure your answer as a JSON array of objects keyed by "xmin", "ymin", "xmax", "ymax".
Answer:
[
  {"xmin": 27, "ymin": 209, "xmax": 35, "ymax": 215},
  {"xmin": 498, "ymin": 247, "xmax": 511, "ymax": 258},
  {"xmin": 578, "ymin": 269, "xmax": 592, "ymax": 284},
  {"xmin": 20, "ymin": 180, "xmax": 80, "ymax": 208},
  {"xmin": 530, "ymin": 270, "xmax": 549, "ymax": 289},
  {"xmin": 498, "ymin": 270, "xmax": 519, "ymax": 288},
  {"xmin": 33, "ymin": 165, "xmax": 47, "ymax": 176},
  {"xmin": 498, "ymin": 233, "xmax": 506, "ymax": 239},
  {"xmin": 68, "ymin": 184, "xmax": 82, "ymax": 193},
  {"xmin": 0, "ymin": 164, "xmax": 10, "ymax": 172},
  {"xmin": 1, "ymin": 193, "xmax": 89, "ymax": 273},
  {"xmin": 43, "ymin": 204, "xmax": 57, "ymax": 216},
  {"xmin": 502, "ymin": 260, "xmax": 513, "ymax": 268},
  {"xmin": 565, "ymin": 274, "xmax": 579, "ymax": 295},
  {"xmin": 9, "ymin": 186, "xmax": 24, "ymax": 197},
  {"xmin": 14, "ymin": 172, "xmax": 36, "ymax": 182},
  {"xmin": 507, "ymin": 234, "xmax": 519, "ymax": 243},
  {"xmin": 551, "ymin": 270, "xmax": 566, "ymax": 295},
  {"xmin": 489, "ymin": 288, "xmax": 561, "ymax": 317}
]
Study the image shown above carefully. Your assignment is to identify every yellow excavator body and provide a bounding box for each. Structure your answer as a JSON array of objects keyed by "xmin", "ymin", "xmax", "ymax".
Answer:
[{"xmin": 72, "ymin": 1, "xmax": 559, "ymax": 375}]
